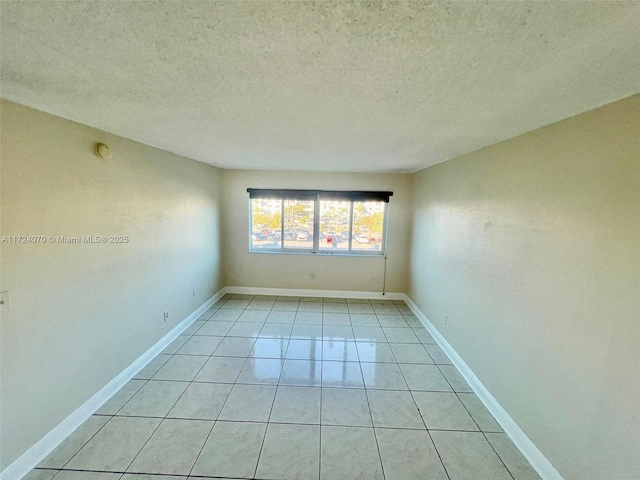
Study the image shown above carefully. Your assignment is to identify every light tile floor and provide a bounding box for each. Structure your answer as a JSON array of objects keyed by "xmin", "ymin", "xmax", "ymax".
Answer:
[{"xmin": 26, "ymin": 294, "xmax": 540, "ymax": 480}]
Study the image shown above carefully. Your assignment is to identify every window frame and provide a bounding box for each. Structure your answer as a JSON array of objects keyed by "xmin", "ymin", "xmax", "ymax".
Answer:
[{"xmin": 248, "ymin": 189, "xmax": 391, "ymax": 256}]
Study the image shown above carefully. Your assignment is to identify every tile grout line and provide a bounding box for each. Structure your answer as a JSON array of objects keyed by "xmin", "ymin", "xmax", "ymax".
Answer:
[
  {"xmin": 318, "ymin": 307, "xmax": 324, "ymax": 480},
  {"xmin": 391, "ymin": 340, "xmax": 452, "ymax": 480},
  {"xmin": 252, "ymin": 299, "xmax": 290, "ymax": 479},
  {"xmin": 253, "ymin": 298, "xmax": 282, "ymax": 477},
  {"xmin": 202, "ymin": 295, "xmax": 269, "ymax": 479},
  {"xmin": 351, "ymin": 311, "xmax": 388, "ymax": 480},
  {"xmin": 433, "ymin": 362, "xmax": 517, "ymax": 480},
  {"xmin": 51, "ymin": 414, "xmax": 508, "ymax": 433},
  {"xmin": 358, "ymin": 369, "xmax": 388, "ymax": 479},
  {"xmin": 186, "ymin": 293, "xmax": 260, "ymax": 479}
]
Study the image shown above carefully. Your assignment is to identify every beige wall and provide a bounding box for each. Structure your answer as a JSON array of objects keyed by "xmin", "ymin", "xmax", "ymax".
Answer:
[
  {"xmin": 0, "ymin": 100, "xmax": 224, "ymax": 468},
  {"xmin": 409, "ymin": 95, "xmax": 640, "ymax": 479},
  {"xmin": 221, "ymin": 169, "xmax": 411, "ymax": 294}
]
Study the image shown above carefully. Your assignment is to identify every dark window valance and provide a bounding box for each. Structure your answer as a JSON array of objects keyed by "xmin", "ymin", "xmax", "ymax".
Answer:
[{"xmin": 247, "ymin": 189, "xmax": 393, "ymax": 203}]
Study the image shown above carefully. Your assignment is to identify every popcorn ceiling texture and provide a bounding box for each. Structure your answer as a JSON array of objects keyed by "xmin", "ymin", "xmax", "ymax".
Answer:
[{"xmin": 1, "ymin": 1, "xmax": 639, "ymax": 172}]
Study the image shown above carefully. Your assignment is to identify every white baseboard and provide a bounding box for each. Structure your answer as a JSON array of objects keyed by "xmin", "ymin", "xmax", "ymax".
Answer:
[
  {"xmin": 403, "ymin": 295, "xmax": 563, "ymax": 480},
  {"xmin": 0, "ymin": 288, "xmax": 226, "ymax": 480},
  {"xmin": 226, "ymin": 285, "xmax": 404, "ymax": 300}
]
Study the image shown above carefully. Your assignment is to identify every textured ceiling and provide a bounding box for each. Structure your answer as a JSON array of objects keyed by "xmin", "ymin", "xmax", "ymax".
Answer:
[{"xmin": 1, "ymin": 1, "xmax": 639, "ymax": 172}]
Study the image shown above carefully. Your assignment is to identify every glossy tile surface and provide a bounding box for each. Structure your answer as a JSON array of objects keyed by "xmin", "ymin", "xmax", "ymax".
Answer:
[
  {"xmin": 194, "ymin": 355, "xmax": 245, "ymax": 383},
  {"xmin": 218, "ymin": 384, "xmax": 277, "ymax": 422},
  {"xmin": 376, "ymin": 428, "xmax": 448, "ymax": 480},
  {"xmin": 191, "ymin": 421, "xmax": 267, "ymax": 478},
  {"xmin": 399, "ymin": 363, "xmax": 452, "ymax": 391},
  {"xmin": 361, "ymin": 362, "xmax": 408, "ymax": 390},
  {"xmin": 322, "ymin": 340, "xmax": 359, "ymax": 361},
  {"xmin": 270, "ymin": 385, "xmax": 322, "ymax": 424},
  {"xmin": 430, "ymin": 430, "xmax": 514, "ymax": 480},
  {"xmin": 26, "ymin": 296, "xmax": 531, "ymax": 480},
  {"xmin": 167, "ymin": 382, "xmax": 232, "ymax": 420},
  {"xmin": 321, "ymin": 387, "xmax": 372, "ymax": 427},
  {"xmin": 390, "ymin": 342, "xmax": 434, "ymax": 364},
  {"xmin": 176, "ymin": 334, "xmax": 223, "ymax": 355},
  {"xmin": 251, "ymin": 337, "xmax": 289, "ymax": 358},
  {"xmin": 412, "ymin": 391, "xmax": 479, "ymax": 431},
  {"xmin": 280, "ymin": 359, "xmax": 322, "ymax": 386},
  {"xmin": 256, "ymin": 423, "xmax": 320, "ymax": 480},
  {"xmin": 66, "ymin": 416, "xmax": 160, "ymax": 471},
  {"xmin": 237, "ymin": 358, "xmax": 284, "ymax": 384},
  {"xmin": 355, "ymin": 341, "xmax": 396, "ymax": 363},
  {"xmin": 286, "ymin": 339, "xmax": 323, "ymax": 360},
  {"xmin": 366, "ymin": 389, "xmax": 425, "ymax": 429},
  {"xmin": 320, "ymin": 426, "xmax": 383, "ymax": 479},
  {"xmin": 117, "ymin": 380, "xmax": 187, "ymax": 417},
  {"xmin": 127, "ymin": 419, "xmax": 213, "ymax": 475},
  {"xmin": 151, "ymin": 355, "xmax": 208, "ymax": 381},
  {"xmin": 321, "ymin": 360, "xmax": 364, "ymax": 388}
]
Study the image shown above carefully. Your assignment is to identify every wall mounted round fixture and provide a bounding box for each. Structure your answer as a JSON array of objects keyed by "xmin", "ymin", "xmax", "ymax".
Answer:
[{"xmin": 95, "ymin": 143, "xmax": 112, "ymax": 160}]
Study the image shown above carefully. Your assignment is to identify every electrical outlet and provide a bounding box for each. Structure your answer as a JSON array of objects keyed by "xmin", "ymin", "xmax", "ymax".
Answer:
[
  {"xmin": 163, "ymin": 311, "xmax": 169, "ymax": 322},
  {"xmin": 309, "ymin": 273, "xmax": 315, "ymax": 280},
  {"xmin": 443, "ymin": 314, "xmax": 448, "ymax": 325},
  {"xmin": 208, "ymin": 279, "xmax": 212, "ymax": 289},
  {"xmin": 192, "ymin": 288, "xmax": 196, "ymax": 296}
]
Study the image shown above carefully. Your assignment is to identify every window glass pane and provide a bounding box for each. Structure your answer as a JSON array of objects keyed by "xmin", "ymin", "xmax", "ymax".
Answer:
[
  {"xmin": 251, "ymin": 198, "xmax": 282, "ymax": 249},
  {"xmin": 352, "ymin": 201, "xmax": 385, "ymax": 252},
  {"xmin": 319, "ymin": 200, "xmax": 350, "ymax": 251},
  {"xmin": 283, "ymin": 199, "xmax": 314, "ymax": 250},
  {"xmin": 250, "ymin": 193, "xmax": 386, "ymax": 255}
]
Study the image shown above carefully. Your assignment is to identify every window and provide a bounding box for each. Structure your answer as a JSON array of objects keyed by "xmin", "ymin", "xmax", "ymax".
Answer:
[{"xmin": 248, "ymin": 189, "xmax": 392, "ymax": 255}]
